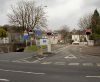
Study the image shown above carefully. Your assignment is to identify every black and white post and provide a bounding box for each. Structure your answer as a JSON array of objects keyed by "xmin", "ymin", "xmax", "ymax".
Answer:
[{"xmin": 47, "ymin": 31, "xmax": 52, "ymax": 52}]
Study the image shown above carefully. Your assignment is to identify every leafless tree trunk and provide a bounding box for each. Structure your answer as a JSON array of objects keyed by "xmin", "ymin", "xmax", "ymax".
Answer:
[
  {"xmin": 58, "ymin": 25, "xmax": 70, "ymax": 43},
  {"xmin": 8, "ymin": 1, "xmax": 47, "ymax": 32}
]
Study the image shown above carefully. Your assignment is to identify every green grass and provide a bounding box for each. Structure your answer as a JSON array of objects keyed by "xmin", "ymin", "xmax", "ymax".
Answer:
[
  {"xmin": 41, "ymin": 45, "xmax": 47, "ymax": 49},
  {"xmin": 24, "ymin": 45, "xmax": 38, "ymax": 52},
  {"xmin": 27, "ymin": 45, "xmax": 38, "ymax": 51},
  {"xmin": 24, "ymin": 45, "xmax": 47, "ymax": 52}
]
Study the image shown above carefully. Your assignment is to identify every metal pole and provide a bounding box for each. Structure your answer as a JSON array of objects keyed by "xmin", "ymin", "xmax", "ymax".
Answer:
[{"xmin": 26, "ymin": 40, "xmax": 27, "ymax": 47}]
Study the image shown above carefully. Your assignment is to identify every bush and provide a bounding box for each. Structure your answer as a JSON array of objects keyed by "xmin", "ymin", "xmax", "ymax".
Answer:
[
  {"xmin": 0, "ymin": 28, "xmax": 7, "ymax": 38},
  {"xmin": 90, "ymin": 33, "xmax": 100, "ymax": 40}
]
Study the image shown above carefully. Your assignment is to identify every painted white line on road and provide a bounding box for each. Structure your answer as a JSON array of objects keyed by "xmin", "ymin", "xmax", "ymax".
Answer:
[
  {"xmin": 38, "ymin": 57, "xmax": 46, "ymax": 61},
  {"xmin": 41, "ymin": 62, "xmax": 52, "ymax": 64},
  {"xmin": 12, "ymin": 59, "xmax": 41, "ymax": 64},
  {"xmin": 0, "ymin": 69, "xmax": 45, "ymax": 75},
  {"xmin": 86, "ymin": 76, "xmax": 100, "ymax": 78},
  {"xmin": 64, "ymin": 54, "xmax": 77, "ymax": 59},
  {"xmin": 68, "ymin": 63, "xmax": 79, "ymax": 66},
  {"xmin": 54, "ymin": 62, "xmax": 66, "ymax": 65},
  {"xmin": 31, "ymin": 60, "xmax": 40, "ymax": 63},
  {"xmin": 0, "ymin": 79, "xmax": 9, "ymax": 82},
  {"xmin": 83, "ymin": 63, "xmax": 93, "ymax": 66},
  {"xmin": 96, "ymin": 63, "xmax": 100, "ymax": 66},
  {"xmin": 12, "ymin": 60, "xmax": 28, "ymax": 63}
]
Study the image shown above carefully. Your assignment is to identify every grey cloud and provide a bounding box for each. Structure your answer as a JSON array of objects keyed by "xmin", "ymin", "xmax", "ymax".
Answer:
[
  {"xmin": 43, "ymin": 0, "xmax": 70, "ymax": 9},
  {"xmin": 83, "ymin": 0, "xmax": 100, "ymax": 8},
  {"xmin": 0, "ymin": 0, "xmax": 100, "ymax": 30},
  {"xmin": 0, "ymin": 0, "xmax": 12, "ymax": 13},
  {"xmin": 0, "ymin": 0, "xmax": 15, "ymax": 25}
]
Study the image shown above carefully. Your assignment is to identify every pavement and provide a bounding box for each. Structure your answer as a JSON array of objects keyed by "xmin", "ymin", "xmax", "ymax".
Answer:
[{"xmin": 0, "ymin": 45, "xmax": 100, "ymax": 82}]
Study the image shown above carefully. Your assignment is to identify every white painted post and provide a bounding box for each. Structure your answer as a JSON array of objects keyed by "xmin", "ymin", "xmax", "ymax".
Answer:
[
  {"xmin": 86, "ymin": 35, "xmax": 89, "ymax": 45},
  {"xmin": 47, "ymin": 36, "xmax": 51, "ymax": 52}
]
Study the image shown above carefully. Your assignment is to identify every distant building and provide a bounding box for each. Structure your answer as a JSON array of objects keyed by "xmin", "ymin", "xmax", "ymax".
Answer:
[{"xmin": 41, "ymin": 32, "xmax": 62, "ymax": 44}]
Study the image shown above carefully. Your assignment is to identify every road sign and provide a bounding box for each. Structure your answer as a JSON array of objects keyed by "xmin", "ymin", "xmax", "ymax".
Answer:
[
  {"xmin": 40, "ymin": 38, "xmax": 48, "ymax": 45},
  {"xmin": 43, "ymin": 39, "xmax": 46, "ymax": 43},
  {"xmin": 23, "ymin": 35, "xmax": 29, "ymax": 40},
  {"xmin": 34, "ymin": 28, "xmax": 42, "ymax": 36},
  {"xmin": 23, "ymin": 30, "xmax": 29, "ymax": 40}
]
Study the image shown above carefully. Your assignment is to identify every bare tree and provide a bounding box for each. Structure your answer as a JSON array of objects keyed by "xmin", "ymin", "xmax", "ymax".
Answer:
[
  {"xmin": 8, "ymin": 1, "xmax": 47, "ymax": 32},
  {"xmin": 78, "ymin": 14, "xmax": 92, "ymax": 30},
  {"xmin": 58, "ymin": 25, "xmax": 70, "ymax": 43}
]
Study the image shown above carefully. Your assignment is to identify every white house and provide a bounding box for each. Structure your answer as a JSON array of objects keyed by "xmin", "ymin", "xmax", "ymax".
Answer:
[
  {"xmin": 72, "ymin": 34, "xmax": 87, "ymax": 45},
  {"xmin": 0, "ymin": 37, "xmax": 9, "ymax": 44},
  {"xmin": 72, "ymin": 35, "xmax": 80, "ymax": 42}
]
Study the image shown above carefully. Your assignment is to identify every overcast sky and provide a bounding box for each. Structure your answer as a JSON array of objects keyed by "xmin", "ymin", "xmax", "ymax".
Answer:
[{"xmin": 0, "ymin": 0, "xmax": 100, "ymax": 30}]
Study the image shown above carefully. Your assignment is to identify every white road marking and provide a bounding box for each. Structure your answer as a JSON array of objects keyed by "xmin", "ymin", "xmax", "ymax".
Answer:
[
  {"xmin": 41, "ymin": 62, "xmax": 52, "ymax": 64},
  {"xmin": 96, "ymin": 63, "xmax": 100, "ymax": 66},
  {"xmin": 12, "ymin": 60, "xmax": 40, "ymax": 64},
  {"xmin": 14, "ymin": 57, "xmax": 45, "ymax": 64},
  {"xmin": 0, "ymin": 79, "xmax": 9, "ymax": 82},
  {"xmin": 20, "ymin": 56, "xmax": 32, "ymax": 60},
  {"xmin": 83, "ymin": 63, "xmax": 93, "ymax": 66},
  {"xmin": 54, "ymin": 62, "xmax": 66, "ymax": 65},
  {"xmin": 0, "ymin": 69, "xmax": 45, "ymax": 75},
  {"xmin": 12, "ymin": 60, "xmax": 28, "ymax": 63},
  {"xmin": 86, "ymin": 76, "xmax": 100, "ymax": 78},
  {"xmin": 31, "ymin": 60, "xmax": 40, "ymax": 63},
  {"xmin": 68, "ymin": 63, "xmax": 80, "ymax": 66},
  {"xmin": 64, "ymin": 54, "xmax": 77, "ymax": 59}
]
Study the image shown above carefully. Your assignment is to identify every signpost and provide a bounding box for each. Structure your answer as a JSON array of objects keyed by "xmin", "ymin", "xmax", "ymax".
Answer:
[
  {"xmin": 40, "ymin": 38, "xmax": 48, "ymax": 45},
  {"xmin": 34, "ymin": 28, "xmax": 42, "ymax": 37},
  {"xmin": 34, "ymin": 27, "xmax": 43, "ymax": 56},
  {"xmin": 23, "ymin": 30, "xmax": 29, "ymax": 46},
  {"xmin": 34, "ymin": 28, "xmax": 42, "ymax": 45}
]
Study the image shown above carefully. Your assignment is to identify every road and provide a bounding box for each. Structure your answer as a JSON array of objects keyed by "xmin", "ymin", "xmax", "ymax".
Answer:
[
  {"xmin": 0, "ymin": 52, "xmax": 35, "ymax": 61},
  {"xmin": 0, "ymin": 45, "xmax": 100, "ymax": 82}
]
